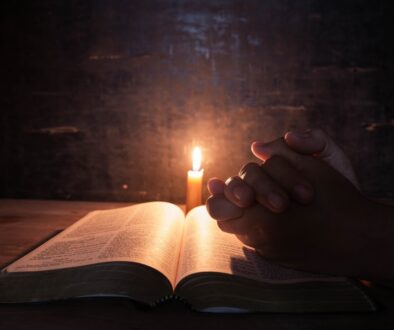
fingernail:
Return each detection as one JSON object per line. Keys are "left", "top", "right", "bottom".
{"left": 293, "top": 185, "right": 314, "bottom": 202}
{"left": 233, "top": 186, "right": 244, "bottom": 201}
{"left": 268, "top": 193, "right": 285, "bottom": 210}
{"left": 251, "top": 141, "right": 269, "bottom": 154}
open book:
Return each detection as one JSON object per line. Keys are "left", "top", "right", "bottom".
{"left": 0, "top": 202, "right": 375, "bottom": 312}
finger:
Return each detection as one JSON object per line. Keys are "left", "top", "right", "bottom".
{"left": 239, "top": 162, "right": 289, "bottom": 213}
{"left": 206, "top": 194, "right": 244, "bottom": 221}
{"left": 284, "top": 129, "right": 325, "bottom": 155}
{"left": 263, "top": 156, "right": 314, "bottom": 204}
{"left": 251, "top": 138, "right": 305, "bottom": 170}
{"left": 284, "top": 128, "right": 359, "bottom": 188}
{"left": 207, "top": 177, "right": 226, "bottom": 195}
{"left": 216, "top": 204, "right": 261, "bottom": 235}
{"left": 223, "top": 176, "right": 255, "bottom": 208}
{"left": 216, "top": 202, "right": 276, "bottom": 238}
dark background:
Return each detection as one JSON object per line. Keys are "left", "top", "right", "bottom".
{"left": 1, "top": 0, "right": 393, "bottom": 203}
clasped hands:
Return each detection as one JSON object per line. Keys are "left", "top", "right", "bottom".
{"left": 206, "top": 129, "right": 389, "bottom": 279}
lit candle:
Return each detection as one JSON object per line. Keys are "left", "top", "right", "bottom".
{"left": 186, "top": 146, "right": 204, "bottom": 212}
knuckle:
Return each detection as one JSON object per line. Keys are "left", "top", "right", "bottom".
{"left": 254, "top": 181, "right": 269, "bottom": 195}
{"left": 241, "top": 169, "right": 281, "bottom": 197}
{"left": 225, "top": 175, "right": 240, "bottom": 186}
{"left": 263, "top": 155, "right": 285, "bottom": 169}
{"left": 239, "top": 162, "right": 260, "bottom": 177}
{"left": 242, "top": 172, "right": 266, "bottom": 192}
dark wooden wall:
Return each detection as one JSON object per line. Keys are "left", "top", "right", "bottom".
{"left": 1, "top": 0, "right": 393, "bottom": 203}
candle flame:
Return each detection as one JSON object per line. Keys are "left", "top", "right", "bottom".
{"left": 192, "top": 146, "right": 202, "bottom": 171}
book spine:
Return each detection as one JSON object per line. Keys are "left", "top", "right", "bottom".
{"left": 153, "top": 294, "right": 190, "bottom": 307}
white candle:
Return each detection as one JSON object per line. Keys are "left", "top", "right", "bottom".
{"left": 186, "top": 147, "right": 204, "bottom": 212}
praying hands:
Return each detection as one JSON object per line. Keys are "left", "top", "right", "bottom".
{"left": 206, "top": 129, "right": 394, "bottom": 280}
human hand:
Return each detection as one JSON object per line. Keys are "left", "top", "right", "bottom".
{"left": 254, "top": 128, "right": 359, "bottom": 188}
{"left": 207, "top": 145, "right": 379, "bottom": 278}
{"left": 207, "top": 128, "right": 359, "bottom": 218}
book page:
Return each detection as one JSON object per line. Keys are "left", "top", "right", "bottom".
{"left": 6, "top": 202, "right": 185, "bottom": 285}
{"left": 176, "top": 206, "right": 344, "bottom": 284}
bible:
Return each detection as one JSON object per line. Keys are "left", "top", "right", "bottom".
{"left": 0, "top": 202, "right": 375, "bottom": 312}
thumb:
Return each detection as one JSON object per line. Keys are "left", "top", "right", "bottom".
{"left": 283, "top": 129, "right": 325, "bottom": 155}
{"left": 251, "top": 137, "right": 307, "bottom": 170}
{"left": 284, "top": 129, "right": 359, "bottom": 188}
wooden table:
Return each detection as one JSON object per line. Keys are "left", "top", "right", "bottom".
{"left": 1, "top": 199, "right": 394, "bottom": 330}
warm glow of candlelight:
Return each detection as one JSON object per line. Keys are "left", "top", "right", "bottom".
{"left": 192, "top": 146, "right": 202, "bottom": 171}
{"left": 186, "top": 146, "right": 204, "bottom": 212}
